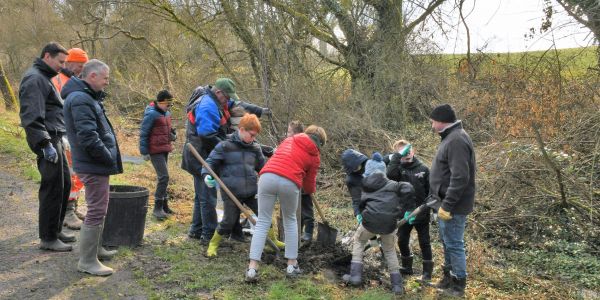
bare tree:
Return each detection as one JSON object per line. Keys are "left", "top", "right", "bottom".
{"left": 555, "top": 0, "right": 600, "bottom": 66}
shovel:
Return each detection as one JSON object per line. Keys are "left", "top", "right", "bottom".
{"left": 186, "top": 143, "right": 280, "bottom": 256}
{"left": 311, "top": 195, "right": 338, "bottom": 247}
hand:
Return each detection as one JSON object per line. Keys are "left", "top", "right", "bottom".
{"left": 204, "top": 175, "right": 216, "bottom": 188}
{"left": 438, "top": 207, "right": 452, "bottom": 221}
{"left": 170, "top": 128, "right": 177, "bottom": 141}
{"left": 142, "top": 154, "right": 151, "bottom": 161}
{"left": 356, "top": 214, "right": 363, "bottom": 225}
{"left": 42, "top": 143, "right": 58, "bottom": 163}
{"left": 261, "top": 107, "right": 272, "bottom": 116}
{"left": 403, "top": 211, "right": 416, "bottom": 225}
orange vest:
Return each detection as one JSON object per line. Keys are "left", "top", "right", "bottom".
{"left": 51, "top": 73, "right": 71, "bottom": 93}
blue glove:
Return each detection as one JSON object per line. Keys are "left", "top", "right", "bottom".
{"left": 204, "top": 175, "right": 216, "bottom": 188}
{"left": 403, "top": 211, "right": 416, "bottom": 225}
{"left": 42, "top": 143, "right": 58, "bottom": 163}
{"left": 356, "top": 214, "right": 363, "bottom": 225}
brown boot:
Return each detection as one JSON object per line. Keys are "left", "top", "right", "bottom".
{"left": 63, "top": 201, "right": 83, "bottom": 230}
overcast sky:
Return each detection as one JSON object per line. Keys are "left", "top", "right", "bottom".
{"left": 435, "top": 0, "right": 594, "bottom": 53}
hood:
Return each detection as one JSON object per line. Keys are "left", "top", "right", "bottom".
{"left": 400, "top": 157, "right": 424, "bottom": 170}
{"left": 229, "top": 131, "right": 258, "bottom": 149}
{"left": 292, "top": 133, "right": 319, "bottom": 156}
{"left": 61, "top": 76, "right": 105, "bottom": 101}
{"left": 33, "top": 58, "right": 58, "bottom": 78}
{"left": 341, "top": 149, "right": 368, "bottom": 174}
{"left": 361, "top": 172, "right": 388, "bottom": 192}
{"left": 146, "top": 101, "right": 166, "bottom": 114}
{"left": 439, "top": 120, "right": 462, "bottom": 140}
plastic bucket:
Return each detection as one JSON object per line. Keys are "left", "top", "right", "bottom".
{"left": 102, "top": 185, "right": 149, "bottom": 247}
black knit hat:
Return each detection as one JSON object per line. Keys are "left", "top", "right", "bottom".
{"left": 156, "top": 90, "right": 173, "bottom": 102}
{"left": 430, "top": 104, "right": 457, "bottom": 123}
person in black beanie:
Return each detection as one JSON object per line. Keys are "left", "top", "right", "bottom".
{"left": 428, "top": 103, "right": 476, "bottom": 297}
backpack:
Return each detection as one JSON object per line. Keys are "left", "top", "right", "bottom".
{"left": 185, "top": 85, "right": 209, "bottom": 125}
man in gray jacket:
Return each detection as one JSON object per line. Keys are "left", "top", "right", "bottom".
{"left": 19, "top": 42, "right": 74, "bottom": 252}
{"left": 429, "top": 104, "right": 476, "bottom": 297}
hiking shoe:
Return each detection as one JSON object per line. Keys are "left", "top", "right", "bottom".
{"left": 245, "top": 268, "right": 258, "bottom": 283}
{"left": 230, "top": 234, "right": 248, "bottom": 243}
{"left": 286, "top": 265, "right": 302, "bottom": 278}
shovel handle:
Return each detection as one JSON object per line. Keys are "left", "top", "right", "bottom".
{"left": 186, "top": 143, "right": 279, "bottom": 252}
{"left": 397, "top": 204, "right": 425, "bottom": 227}
{"left": 310, "top": 194, "right": 328, "bottom": 224}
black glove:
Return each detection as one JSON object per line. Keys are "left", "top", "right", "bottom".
{"left": 42, "top": 143, "right": 58, "bottom": 163}
{"left": 170, "top": 128, "right": 177, "bottom": 141}
{"left": 260, "top": 144, "right": 274, "bottom": 157}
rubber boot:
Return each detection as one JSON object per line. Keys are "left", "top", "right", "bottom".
{"left": 152, "top": 198, "right": 168, "bottom": 220}
{"left": 163, "top": 196, "right": 175, "bottom": 214}
{"left": 400, "top": 255, "right": 413, "bottom": 275}
{"left": 267, "top": 226, "right": 285, "bottom": 249}
{"left": 97, "top": 223, "right": 117, "bottom": 261}
{"left": 422, "top": 260, "right": 434, "bottom": 282}
{"left": 78, "top": 224, "right": 113, "bottom": 276}
{"left": 206, "top": 232, "right": 222, "bottom": 257}
{"left": 40, "top": 239, "right": 72, "bottom": 252}
{"left": 58, "top": 231, "right": 76, "bottom": 243}
{"left": 440, "top": 275, "right": 466, "bottom": 297}
{"left": 63, "top": 201, "right": 83, "bottom": 230}
{"left": 390, "top": 272, "right": 404, "bottom": 295}
{"left": 342, "top": 261, "right": 363, "bottom": 286}
{"left": 434, "top": 265, "right": 452, "bottom": 289}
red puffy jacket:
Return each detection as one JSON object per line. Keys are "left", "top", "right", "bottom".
{"left": 259, "top": 133, "right": 320, "bottom": 194}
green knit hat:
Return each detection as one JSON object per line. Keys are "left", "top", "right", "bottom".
{"left": 214, "top": 78, "right": 239, "bottom": 100}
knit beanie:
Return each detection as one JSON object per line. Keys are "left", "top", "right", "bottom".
{"left": 363, "top": 152, "right": 386, "bottom": 177}
{"left": 66, "top": 48, "right": 89, "bottom": 63}
{"left": 430, "top": 104, "right": 457, "bottom": 123}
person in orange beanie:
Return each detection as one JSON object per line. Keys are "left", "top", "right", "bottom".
{"left": 52, "top": 47, "right": 89, "bottom": 230}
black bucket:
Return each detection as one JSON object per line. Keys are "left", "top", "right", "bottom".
{"left": 102, "top": 185, "right": 149, "bottom": 247}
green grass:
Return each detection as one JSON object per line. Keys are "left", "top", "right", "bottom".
{"left": 0, "top": 110, "right": 40, "bottom": 181}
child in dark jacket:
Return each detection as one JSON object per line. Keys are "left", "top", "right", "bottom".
{"left": 139, "top": 90, "right": 177, "bottom": 220}
{"left": 386, "top": 139, "right": 433, "bottom": 281}
{"left": 341, "top": 149, "right": 368, "bottom": 218}
{"left": 343, "top": 153, "right": 416, "bottom": 295}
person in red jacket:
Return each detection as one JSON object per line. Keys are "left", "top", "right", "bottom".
{"left": 139, "top": 90, "right": 177, "bottom": 220}
{"left": 244, "top": 125, "right": 327, "bottom": 282}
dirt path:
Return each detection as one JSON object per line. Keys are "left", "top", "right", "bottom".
{"left": 0, "top": 169, "right": 148, "bottom": 300}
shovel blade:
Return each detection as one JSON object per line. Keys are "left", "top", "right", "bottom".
{"left": 316, "top": 222, "right": 338, "bottom": 247}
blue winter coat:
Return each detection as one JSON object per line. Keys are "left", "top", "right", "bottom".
{"left": 62, "top": 77, "right": 123, "bottom": 175}
{"left": 139, "top": 102, "right": 173, "bottom": 155}
{"left": 201, "top": 131, "right": 266, "bottom": 198}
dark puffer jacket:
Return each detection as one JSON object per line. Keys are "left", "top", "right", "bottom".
{"left": 341, "top": 149, "right": 368, "bottom": 216}
{"left": 18, "top": 58, "right": 65, "bottom": 154}
{"left": 360, "top": 172, "right": 415, "bottom": 235}
{"left": 62, "top": 77, "right": 123, "bottom": 175}
{"left": 139, "top": 102, "right": 173, "bottom": 155}
{"left": 430, "top": 121, "right": 476, "bottom": 215}
{"left": 201, "top": 131, "right": 265, "bottom": 198}
{"left": 387, "top": 156, "right": 430, "bottom": 224}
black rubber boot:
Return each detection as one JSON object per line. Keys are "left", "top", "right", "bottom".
{"left": 163, "top": 197, "right": 174, "bottom": 214}
{"left": 390, "top": 272, "right": 404, "bottom": 295}
{"left": 153, "top": 198, "right": 168, "bottom": 220}
{"left": 440, "top": 275, "right": 466, "bottom": 297}
{"left": 342, "top": 261, "right": 363, "bottom": 286}
{"left": 399, "top": 255, "right": 413, "bottom": 275}
{"left": 422, "top": 260, "right": 434, "bottom": 282}
{"left": 434, "top": 265, "right": 452, "bottom": 289}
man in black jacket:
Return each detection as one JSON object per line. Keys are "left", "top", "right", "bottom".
{"left": 19, "top": 42, "right": 74, "bottom": 252}
{"left": 429, "top": 104, "right": 476, "bottom": 297}
{"left": 63, "top": 59, "right": 123, "bottom": 276}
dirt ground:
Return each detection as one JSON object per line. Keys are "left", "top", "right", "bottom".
{"left": 0, "top": 169, "right": 148, "bottom": 300}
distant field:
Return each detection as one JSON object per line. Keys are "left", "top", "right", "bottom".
{"left": 437, "top": 46, "right": 598, "bottom": 77}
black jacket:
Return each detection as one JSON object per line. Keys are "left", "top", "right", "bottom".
{"left": 201, "top": 131, "right": 265, "bottom": 198}
{"left": 62, "top": 77, "right": 123, "bottom": 175}
{"left": 341, "top": 149, "right": 368, "bottom": 216}
{"left": 360, "top": 172, "right": 416, "bottom": 235}
{"left": 387, "top": 156, "right": 430, "bottom": 224}
{"left": 429, "top": 121, "right": 476, "bottom": 215}
{"left": 18, "top": 58, "right": 65, "bottom": 154}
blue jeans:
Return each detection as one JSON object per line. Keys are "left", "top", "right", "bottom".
{"left": 189, "top": 174, "right": 217, "bottom": 239}
{"left": 438, "top": 214, "right": 467, "bottom": 278}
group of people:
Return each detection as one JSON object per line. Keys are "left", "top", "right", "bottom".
{"left": 19, "top": 41, "right": 475, "bottom": 297}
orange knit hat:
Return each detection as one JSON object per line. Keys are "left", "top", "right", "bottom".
{"left": 66, "top": 48, "right": 89, "bottom": 63}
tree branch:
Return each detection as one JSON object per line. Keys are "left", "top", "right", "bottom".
{"left": 403, "top": 0, "right": 446, "bottom": 35}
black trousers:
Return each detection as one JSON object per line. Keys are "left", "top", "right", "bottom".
{"left": 397, "top": 222, "right": 433, "bottom": 260}
{"left": 37, "top": 137, "right": 71, "bottom": 241}
{"left": 150, "top": 152, "right": 169, "bottom": 199}
{"left": 300, "top": 193, "right": 314, "bottom": 235}
{"left": 217, "top": 194, "right": 257, "bottom": 236}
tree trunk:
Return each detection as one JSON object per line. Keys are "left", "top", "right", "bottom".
{"left": 0, "top": 61, "right": 18, "bottom": 111}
